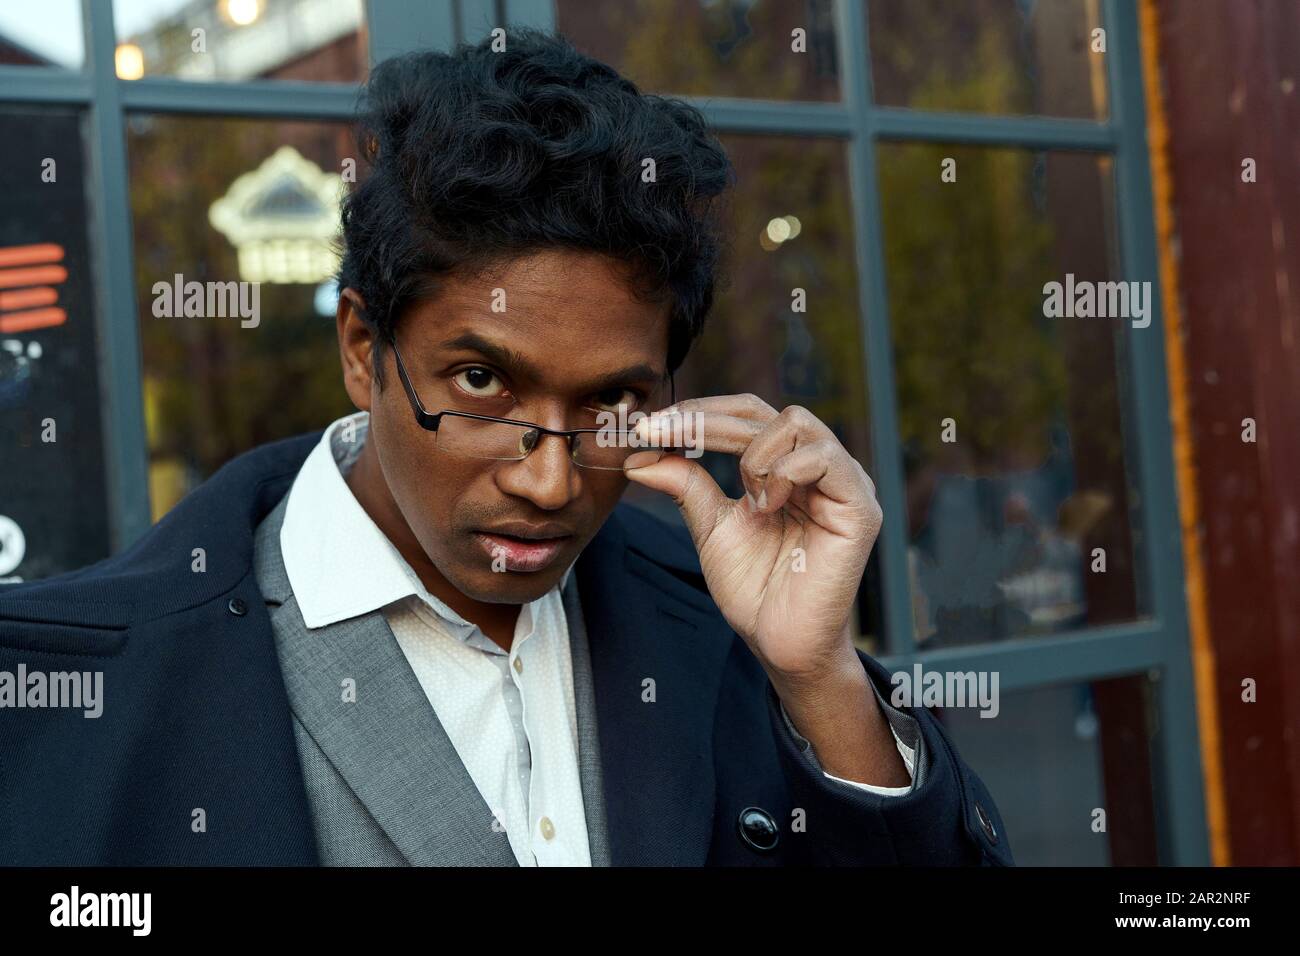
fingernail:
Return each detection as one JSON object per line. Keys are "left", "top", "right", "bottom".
{"left": 624, "top": 450, "right": 664, "bottom": 470}
{"left": 757, "top": 488, "right": 767, "bottom": 510}
{"left": 745, "top": 491, "right": 756, "bottom": 511}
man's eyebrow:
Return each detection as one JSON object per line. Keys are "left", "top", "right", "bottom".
{"left": 437, "top": 332, "right": 536, "bottom": 377}
{"left": 435, "top": 331, "right": 664, "bottom": 390}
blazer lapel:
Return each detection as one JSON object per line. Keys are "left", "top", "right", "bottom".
{"left": 561, "top": 571, "right": 613, "bottom": 866}
{"left": 576, "top": 508, "right": 737, "bottom": 866}
{"left": 256, "top": 498, "right": 517, "bottom": 867}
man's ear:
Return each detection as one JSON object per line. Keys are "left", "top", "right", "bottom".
{"left": 337, "top": 287, "right": 375, "bottom": 411}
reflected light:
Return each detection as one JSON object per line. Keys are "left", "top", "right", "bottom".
{"left": 209, "top": 146, "right": 344, "bottom": 284}
{"left": 765, "top": 217, "right": 792, "bottom": 243}
{"left": 314, "top": 279, "right": 339, "bottom": 317}
{"left": 115, "top": 43, "right": 144, "bottom": 81}
{"left": 224, "top": 0, "right": 263, "bottom": 26}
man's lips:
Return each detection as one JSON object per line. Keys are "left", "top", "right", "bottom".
{"left": 472, "top": 531, "right": 571, "bottom": 572}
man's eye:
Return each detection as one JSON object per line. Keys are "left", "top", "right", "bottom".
{"left": 453, "top": 367, "right": 506, "bottom": 398}
{"left": 589, "top": 388, "right": 638, "bottom": 412}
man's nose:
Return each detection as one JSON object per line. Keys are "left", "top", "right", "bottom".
{"left": 495, "top": 429, "right": 581, "bottom": 510}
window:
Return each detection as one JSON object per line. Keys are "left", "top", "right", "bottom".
{"left": 0, "top": 1, "right": 84, "bottom": 69}
{"left": 112, "top": 0, "right": 368, "bottom": 83}
{"left": 557, "top": 0, "right": 840, "bottom": 101}
{"left": 878, "top": 145, "right": 1144, "bottom": 645}
{"left": 126, "top": 114, "right": 359, "bottom": 518}
{"left": 0, "top": 108, "right": 110, "bottom": 579}
{"left": 939, "top": 673, "right": 1159, "bottom": 865}
{"left": 867, "top": 0, "right": 1108, "bottom": 118}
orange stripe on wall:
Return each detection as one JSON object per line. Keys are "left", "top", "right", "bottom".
{"left": 0, "top": 265, "right": 68, "bottom": 289}
{"left": 0, "top": 286, "right": 59, "bottom": 310}
{"left": 0, "top": 307, "right": 66, "bottom": 333}
{"left": 1139, "top": 0, "right": 1230, "bottom": 867}
{"left": 0, "top": 243, "right": 64, "bottom": 267}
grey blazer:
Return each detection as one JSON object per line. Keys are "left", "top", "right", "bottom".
{"left": 252, "top": 493, "right": 612, "bottom": 866}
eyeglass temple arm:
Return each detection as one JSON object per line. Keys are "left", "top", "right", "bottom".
{"left": 388, "top": 336, "right": 442, "bottom": 429}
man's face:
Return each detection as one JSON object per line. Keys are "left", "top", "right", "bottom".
{"left": 340, "top": 248, "right": 672, "bottom": 606}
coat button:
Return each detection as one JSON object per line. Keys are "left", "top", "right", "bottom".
{"left": 736, "top": 806, "right": 779, "bottom": 853}
{"left": 227, "top": 597, "right": 248, "bottom": 616}
{"left": 975, "top": 801, "right": 998, "bottom": 843}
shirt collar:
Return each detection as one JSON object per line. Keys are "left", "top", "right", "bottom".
{"left": 280, "top": 410, "right": 574, "bottom": 631}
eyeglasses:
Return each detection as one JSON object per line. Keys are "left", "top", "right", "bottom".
{"left": 387, "top": 335, "right": 676, "bottom": 471}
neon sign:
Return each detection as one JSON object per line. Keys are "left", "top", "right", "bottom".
{"left": 0, "top": 243, "right": 67, "bottom": 333}
{"left": 208, "top": 146, "right": 343, "bottom": 285}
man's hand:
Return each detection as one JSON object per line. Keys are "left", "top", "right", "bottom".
{"left": 622, "top": 394, "right": 907, "bottom": 787}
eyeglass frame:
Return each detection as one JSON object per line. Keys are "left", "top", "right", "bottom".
{"left": 385, "top": 333, "right": 677, "bottom": 467}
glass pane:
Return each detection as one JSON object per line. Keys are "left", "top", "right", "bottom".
{"left": 643, "top": 135, "right": 882, "bottom": 650}
{"left": 557, "top": 0, "right": 840, "bottom": 101}
{"left": 866, "top": 0, "right": 1108, "bottom": 118}
{"left": 935, "top": 673, "right": 1160, "bottom": 865}
{"left": 0, "top": 109, "right": 111, "bottom": 581}
{"left": 878, "top": 145, "right": 1143, "bottom": 646}
{"left": 126, "top": 115, "right": 358, "bottom": 520}
{"left": 113, "top": 0, "right": 367, "bottom": 82}
{"left": 0, "top": 0, "right": 84, "bottom": 68}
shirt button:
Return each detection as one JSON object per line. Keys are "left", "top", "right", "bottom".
{"left": 539, "top": 816, "right": 555, "bottom": 840}
{"left": 513, "top": 656, "right": 524, "bottom": 674}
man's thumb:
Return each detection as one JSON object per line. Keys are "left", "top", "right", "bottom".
{"left": 623, "top": 451, "right": 730, "bottom": 538}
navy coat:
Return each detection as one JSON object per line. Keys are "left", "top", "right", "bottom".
{"left": 0, "top": 432, "right": 1013, "bottom": 866}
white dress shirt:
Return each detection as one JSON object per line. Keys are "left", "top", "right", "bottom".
{"left": 279, "top": 411, "right": 916, "bottom": 866}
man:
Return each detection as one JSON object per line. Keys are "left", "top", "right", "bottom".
{"left": 0, "top": 30, "right": 1011, "bottom": 866}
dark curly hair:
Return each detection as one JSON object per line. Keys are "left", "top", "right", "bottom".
{"left": 337, "top": 27, "right": 734, "bottom": 386}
